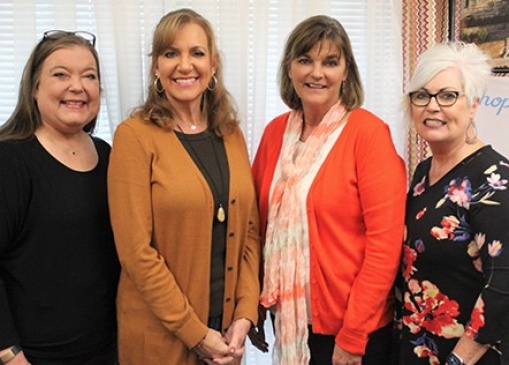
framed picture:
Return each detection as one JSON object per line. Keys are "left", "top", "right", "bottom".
{"left": 452, "top": 0, "right": 509, "bottom": 74}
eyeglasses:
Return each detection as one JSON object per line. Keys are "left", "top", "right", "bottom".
{"left": 42, "top": 30, "right": 96, "bottom": 47}
{"left": 409, "top": 90, "right": 464, "bottom": 107}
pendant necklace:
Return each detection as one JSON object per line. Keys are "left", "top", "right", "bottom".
{"left": 184, "top": 120, "right": 201, "bottom": 131}
{"left": 176, "top": 125, "right": 227, "bottom": 223}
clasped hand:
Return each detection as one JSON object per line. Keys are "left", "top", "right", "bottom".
{"left": 194, "top": 318, "right": 252, "bottom": 365}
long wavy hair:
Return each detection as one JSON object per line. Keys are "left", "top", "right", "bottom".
{"left": 133, "top": 8, "right": 238, "bottom": 136}
{"left": 279, "top": 15, "right": 364, "bottom": 112}
{"left": 0, "top": 33, "right": 100, "bottom": 142}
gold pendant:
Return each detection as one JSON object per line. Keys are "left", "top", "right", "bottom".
{"left": 217, "top": 205, "right": 226, "bottom": 222}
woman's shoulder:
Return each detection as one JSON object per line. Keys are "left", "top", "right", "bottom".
{"left": 224, "top": 124, "right": 245, "bottom": 140}
{"left": 0, "top": 139, "right": 18, "bottom": 153}
{"left": 263, "top": 111, "right": 291, "bottom": 134}
{"left": 343, "top": 108, "right": 395, "bottom": 146}
{"left": 91, "top": 135, "right": 111, "bottom": 149}
{"left": 415, "top": 157, "right": 432, "bottom": 171}
{"left": 348, "top": 107, "right": 387, "bottom": 129}
{"left": 0, "top": 139, "right": 38, "bottom": 177}
{"left": 0, "top": 137, "right": 33, "bottom": 148}
{"left": 463, "top": 145, "right": 509, "bottom": 183}
{"left": 413, "top": 158, "right": 432, "bottom": 179}
{"left": 113, "top": 115, "right": 168, "bottom": 142}
{"left": 479, "top": 145, "right": 509, "bottom": 165}
{"left": 117, "top": 115, "right": 157, "bottom": 131}
{"left": 90, "top": 136, "right": 112, "bottom": 165}
{"left": 0, "top": 138, "right": 35, "bottom": 160}
{"left": 0, "top": 140, "right": 19, "bottom": 169}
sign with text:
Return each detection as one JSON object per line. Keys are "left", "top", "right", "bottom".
{"left": 477, "top": 76, "right": 509, "bottom": 157}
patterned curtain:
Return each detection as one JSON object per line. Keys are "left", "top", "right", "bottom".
{"left": 402, "top": 0, "right": 462, "bottom": 179}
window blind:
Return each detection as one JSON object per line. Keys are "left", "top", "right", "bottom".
{"left": 0, "top": 0, "right": 403, "bottom": 153}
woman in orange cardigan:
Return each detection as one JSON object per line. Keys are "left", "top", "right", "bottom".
{"left": 251, "top": 15, "right": 406, "bottom": 365}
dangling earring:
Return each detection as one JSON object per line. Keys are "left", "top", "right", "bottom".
{"left": 465, "top": 119, "right": 478, "bottom": 145}
{"left": 153, "top": 75, "right": 164, "bottom": 94}
{"left": 340, "top": 79, "right": 347, "bottom": 96}
{"left": 207, "top": 74, "right": 218, "bottom": 91}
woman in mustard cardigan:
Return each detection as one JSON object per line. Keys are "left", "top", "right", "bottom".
{"left": 108, "top": 9, "right": 260, "bottom": 365}
{"left": 251, "top": 15, "right": 406, "bottom": 365}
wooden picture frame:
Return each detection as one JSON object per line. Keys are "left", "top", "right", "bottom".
{"left": 450, "top": 0, "right": 509, "bottom": 74}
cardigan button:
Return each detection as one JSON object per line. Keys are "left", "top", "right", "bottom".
{"left": 227, "top": 266, "right": 233, "bottom": 271}
{"left": 230, "top": 198, "right": 236, "bottom": 204}
{"left": 229, "top": 232, "right": 235, "bottom": 238}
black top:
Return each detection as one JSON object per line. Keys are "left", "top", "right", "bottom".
{"left": 0, "top": 137, "right": 120, "bottom": 362}
{"left": 398, "top": 146, "right": 509, "bottom": 364}
{"left": 176, "top": 130, "right": 229, "bottom": 318}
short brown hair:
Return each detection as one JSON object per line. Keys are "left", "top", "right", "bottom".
{"left": 279, "top": 15, "right": 364, "bottom": 111}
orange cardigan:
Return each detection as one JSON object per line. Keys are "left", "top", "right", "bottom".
{"left": 252, "top": 108, "right": 406, "bottom": 355}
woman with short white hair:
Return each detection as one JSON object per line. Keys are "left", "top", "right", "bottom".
{"left": 398, "top": 42, "right": 509, "bottom": 365}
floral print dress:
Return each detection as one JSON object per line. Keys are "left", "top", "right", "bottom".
{"left": 399, "top": 146, "right": 509, "bottom": 365}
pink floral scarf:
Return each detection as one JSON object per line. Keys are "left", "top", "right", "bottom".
{"left": 260, "top": 101, "right": 348, "bottom": 365}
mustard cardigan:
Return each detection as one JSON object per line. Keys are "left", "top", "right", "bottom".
{"left": 108, "top": 117, "right": 260, "bottom": 365}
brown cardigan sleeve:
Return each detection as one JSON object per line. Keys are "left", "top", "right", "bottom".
{"left": 108, "top": 119, "right": 208, "bottom": 349}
